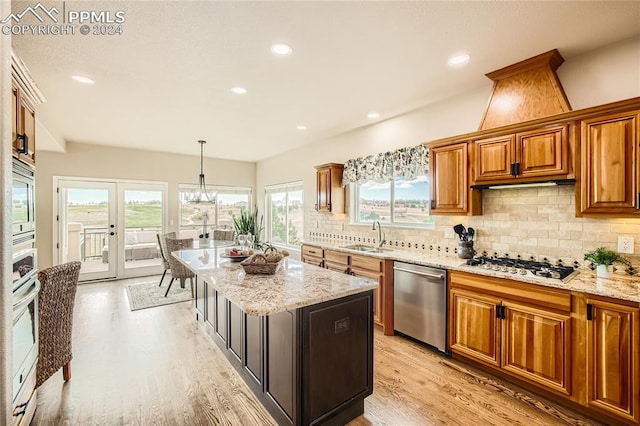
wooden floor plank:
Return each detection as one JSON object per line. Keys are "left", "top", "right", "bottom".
{"left": 33, "top": 276, "right": 601, "bottom": 425}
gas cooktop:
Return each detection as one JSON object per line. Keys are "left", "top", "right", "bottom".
{"left": 465, "top": 255, "right": 578, "bottom": 281}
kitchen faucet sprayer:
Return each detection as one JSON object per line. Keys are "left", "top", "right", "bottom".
{"left": 372, "top": 221, "right": 386, "bottom": 248}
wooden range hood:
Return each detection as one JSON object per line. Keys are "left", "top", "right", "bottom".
{"left": 478, "top": 49, "right": 572, "bottom": 130}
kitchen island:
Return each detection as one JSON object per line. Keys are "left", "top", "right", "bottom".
{"left": 173, "top": 248, "right": 377, "bottom": 426}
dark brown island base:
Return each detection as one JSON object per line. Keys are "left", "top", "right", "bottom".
{"left": 173, "top": 248, "right": 378, "bottom": 426}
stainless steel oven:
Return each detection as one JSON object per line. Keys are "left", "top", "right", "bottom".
{"left": 12, "top": 158, "right": 36, "bottom": 245}
{"left": 12, "top": 248, "right": 37, "bottom": 293}
{"left": 12, "top": 277, "right": 40, "bottom": 417}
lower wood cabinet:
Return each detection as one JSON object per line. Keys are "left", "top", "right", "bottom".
{"left": 301, "top": 244, "right": 324, "bottom": 268}
{"left": 449, "top": 272, "right": 571, "bottom": 397}
{"left": 586, "top": 297, "right": 639, "bottom": 424}
{"left": 450, "top": 271, "right": 640, "bottom": 425}
{"left": 301, "top": 245, "right": 394, "bottom": 334}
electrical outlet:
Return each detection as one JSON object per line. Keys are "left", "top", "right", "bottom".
{"left": 617, "top": 236, "right": 634, "bottom": 254}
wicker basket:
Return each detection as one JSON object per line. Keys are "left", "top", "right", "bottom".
{"left": 240, "top": 247, "right": 288, "bottom": 275}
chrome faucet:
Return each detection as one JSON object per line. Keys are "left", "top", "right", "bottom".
{"left": 372, "top": 221, "right": 386, "bottom": 248}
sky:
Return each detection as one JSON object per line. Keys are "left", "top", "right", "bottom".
{"left": 359, "top": 176, "right": 429, "bottom": 201}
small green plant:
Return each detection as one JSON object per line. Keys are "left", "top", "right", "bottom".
{"left": 232, "top": 206, "right": 264, "bottom": 248}
{"left": 583, "top": 247, "right": 631, "bottom": 267}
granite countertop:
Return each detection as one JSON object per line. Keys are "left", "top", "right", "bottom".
{"left": 305, "top": 241, "right": 640, "bottom": 304}
{"left": 172, "top": 248, "right": 378, "bottom": 316}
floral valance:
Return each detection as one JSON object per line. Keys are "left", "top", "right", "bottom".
{"left": 342, "top": 144, "right": 429, "bottom": 186}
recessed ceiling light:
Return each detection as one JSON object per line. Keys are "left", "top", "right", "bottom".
{"left": 296, "top": 125, "right": 307, "bottom": 130}
{"left": 271, "top": 43, "right": 293, "bottom": 56}
{"left": 231, "top": 86, "right": 247, "bottom": 94}
{"left": 448, "top": 53, "right": 470, "bottom": 66}
{"left": 71, "top": 75, "right": 95, "bottom": 84}
{"left": 367, "top": 112, "right": 380, "bottom": 119}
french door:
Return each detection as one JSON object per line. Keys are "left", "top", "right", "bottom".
{"left": 55, "top": 178, "right": 167, "bottom": 282}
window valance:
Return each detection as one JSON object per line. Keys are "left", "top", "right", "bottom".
{"left": 342, "top": 144, "right": 429, "bottom": 186}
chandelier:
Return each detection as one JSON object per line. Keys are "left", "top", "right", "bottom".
{"left": 186, "top": 140, "right": 216, "bottom": 204}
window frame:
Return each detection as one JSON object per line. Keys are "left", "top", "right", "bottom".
{"left": 350, "top": 175, "right": 434, "bottom": 229}
{"left": 264, "top": 181, "right": 304, "bottom": 249}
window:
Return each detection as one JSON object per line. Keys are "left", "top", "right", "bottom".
{"left": 178, "top": 184, "right": 252, "bottom": 236}
{"left": 352, "top": 175, "right": 433, "bottom": 226}
{"left": 265, "top": 181, "right": 304, "bottom": 248}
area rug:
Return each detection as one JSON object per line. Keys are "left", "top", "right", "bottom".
{"left": 126, "top": 280, "right": 193, "bottom": 311}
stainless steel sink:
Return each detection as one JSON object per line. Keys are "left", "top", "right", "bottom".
{"left": 341, "top": 244, "right": 390, "bottom": 253}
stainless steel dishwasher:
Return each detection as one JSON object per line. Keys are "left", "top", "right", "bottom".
{"left": 393, "top": 261, "right": 448, "bottom": 353}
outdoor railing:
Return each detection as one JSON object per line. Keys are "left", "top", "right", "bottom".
{"left": 80, "top": 226, "right": 162, "bottom": 261}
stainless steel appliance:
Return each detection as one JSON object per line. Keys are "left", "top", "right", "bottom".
{"left": 12, "top": 276, "right": 40, "bottom": 420}
{"left": 12, "top": 157, "right": 38, "bottom": 425}
{"left": 393, "top": 262, "right": 447, "bottom": 353}
{"left": 12, "top": 157, "right": 36, "bottom": 245}
{"left": 465, "top": 254, "right": 579, "bottom": 281}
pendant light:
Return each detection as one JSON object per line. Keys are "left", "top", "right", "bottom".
{"left": 186, "top": 140, "right": 216, "bottom": 204}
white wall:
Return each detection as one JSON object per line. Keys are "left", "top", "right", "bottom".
{"left": 36, "top": 142, "right": 256, "bottom": 268}
{"left": 256, "top": 36, "right": 640, "bottom": 262}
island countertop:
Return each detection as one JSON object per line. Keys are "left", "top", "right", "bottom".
{"left": 172, "top": 248, "right": 378, "bottom": 316}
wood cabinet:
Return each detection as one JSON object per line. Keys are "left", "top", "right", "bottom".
{"left": 349, "top": 254, "right": 392, "bottom": 329}
{"left": 449, "top": 271, "right": 571, "bottom": 397}
{"left": 473, "top": 124, "right": 569, "bottom": 184}
{"left": 314, "top": 163, "right": 345, "bottom": 214}
{"left": 586, "top": 297, "right": 639, "bottom": 424}
{"left": 578, "top": 110, "right": 640, "bottom": 216}
{"left": 430, "top": 142, "right": 482, "bottom": 215}
{"left": 11, "top": 78, "right": 37, "bottom": 166}
{"left": 301, "top": 244, "right": 323, "bottom": 268}
{"left": 323, "top": 249, "right": 349, "bottom": 273}
{"left": 301, "top": 245, "right": 394, "bottom": 334}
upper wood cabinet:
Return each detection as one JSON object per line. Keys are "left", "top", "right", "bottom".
{"left": 430, "top": 143, "right": 482, "bottom": 215}
{"left": 11, "top": 79, "right": 37, "bottom": 166}
{"left": 473, "top": 124, "right": 569, "bottom": 184}
{"left": 586, "top": 297, "right": 639, "bottom": 425}
{"left": 578, "top": 110, "right": 640, "bottom": 217}
{"left": 314, "top": 163, "right": 345, "bottom": 214}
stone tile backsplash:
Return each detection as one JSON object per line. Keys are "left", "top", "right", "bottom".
{"left": 307, "top": 185, "right": 640, "bottom": 268}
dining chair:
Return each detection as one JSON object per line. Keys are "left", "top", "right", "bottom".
{"left": 213, "top": 229, "right": 235, "bottom": 241}
{"left": 156, "top": 231, "right": 176, "bottom": 287}
{"left": 36, "top": 261, "right": 81, "bottom": 388}
{"left": 164, "top": 237, "right": 195, "bottom": 298}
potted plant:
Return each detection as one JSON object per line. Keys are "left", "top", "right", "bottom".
{"left": 583, "top": 247, "right": 631, "bottom": 278}
{"left": 232, "top": 206, "right": 264, "bottom": 249}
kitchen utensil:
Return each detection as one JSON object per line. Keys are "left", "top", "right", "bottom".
{"left": 453, "top": 224, "right": 466, "bottom": 241}
{"left": 467, "top": 227, "right": 475, "bottom": 241}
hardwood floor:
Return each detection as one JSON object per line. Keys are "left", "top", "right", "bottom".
{"left": 33, "top": 276, "right": 601, "bottom": 425}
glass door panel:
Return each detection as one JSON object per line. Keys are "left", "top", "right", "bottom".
{"left": 121, "top": 186, "right": 164, "bottom": 276}
{"left": 58, "top": 181, "right": 117, "bottom": 281}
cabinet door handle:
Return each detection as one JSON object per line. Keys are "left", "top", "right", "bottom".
{"left": 509, "top": 163, "right": 516, "bottom": 176}
{"left": 637, "top": 193, "right": 640, "bottom": 210}
{"left": 586, "top": 303, "right": 593, "bottom": 321}
{"left": 496, "top": 304, "right": 502, "bottom": 319}
{"left": 515, "top": 162, "right": 521, "bottom": 176}
{"left": 314, "top": 203, "right": 318, "bottom": 211}
{"left": 430, "top": 200, "right": 436, "bottom": 210}
{"left": 327, "top": 203, "right": 331, "bottom": 210}
{"left": 308, "top": 250, "right": 316, "bottom": 254}
{"left": 17, "top": 134, "right": 28, "bottom": 154}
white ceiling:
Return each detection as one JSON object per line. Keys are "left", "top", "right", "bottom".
{"left": 11, "top": 1, "right": 640, "bottom": 162}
